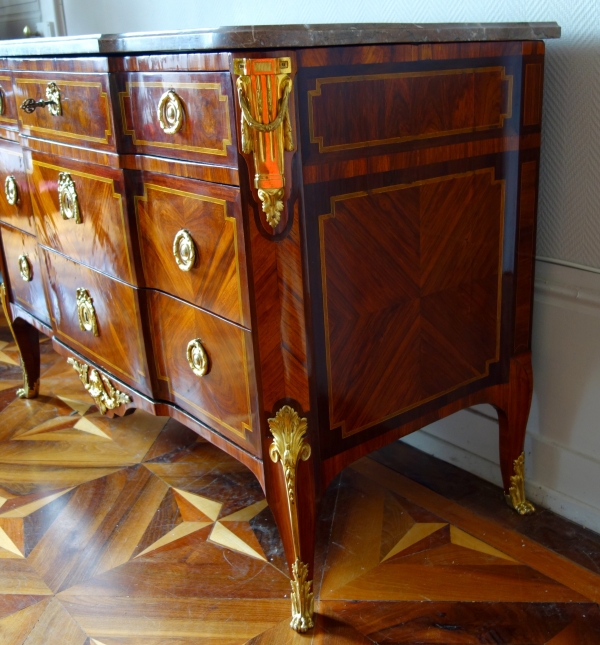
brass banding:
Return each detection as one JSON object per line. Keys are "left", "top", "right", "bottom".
{"left": 58, "top": 172, "right": 81, "bottom": 224}
{"left": 186, "top": 338, "right": 208, "bottom": 377}
{"left": 157, "top": 89, "right": 183, "bottom": 135}
{"left": 18, "top": 254, "right": 31, "bottom": 282}
{"left": 4, "top": 175, "right": 18, "bottom": 205}
{"left": 172, "top": 229, "right": 196, "bottom": 272}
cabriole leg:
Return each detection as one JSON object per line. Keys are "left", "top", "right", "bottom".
{"left": 0, "top": 283, "right": 40, "bottom": 399}
{"left": 266, "top": 405, "right": 316, "bottom": 632}
{"left": 495, "top": 353, "right": 535, "bottom": 515}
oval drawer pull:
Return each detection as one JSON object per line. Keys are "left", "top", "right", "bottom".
{"left": 186, "top": 338, "right": 208, "bottom": 377}
{"left": 76, "top": 288, "right": 99, "bottom": 336}
{"left": 18, "top": 254, "right": 31, "bottom": 282}
{"left": 157, "top": 89, "right": 183, "bottom": 135}
{"left": 4, "top": 176, "right": 18, "bottom": 206}
{"left": 20, "top": 81, "right": 62, "bottom": 116}
{"left": 172, "top": 229, "right": 196, "bottom": 271}
{"left": 58, "top": 172, "right": 82, "bottom": 224}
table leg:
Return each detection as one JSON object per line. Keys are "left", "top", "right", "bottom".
{"left": 0, "top": 283, "right": 40, "bottom": 399}
{"left": 494, "top": 353, "right": 535, "bottom": 515}
{"left": 266, "top": 405, "right": 317, "bottom": 632}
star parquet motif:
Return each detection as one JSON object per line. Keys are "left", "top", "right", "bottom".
{"left": 0, "top": 314, "right": 599, "bottom": 643}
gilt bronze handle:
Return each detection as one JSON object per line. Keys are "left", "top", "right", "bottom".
{"left": 157, "top": 89, "right": 183, "bottom": 135}
{"left": 4, "top": 175, "right": 18, "bottom": 205}
{"left": 20, "top": 82, "right": 62, "bottom": 116}
{"left": 58, "top": 172, "right": 81, "bottom": 224}
{"left": 76, "top": 288, "right": 99, "bottom": 336}
{"left": 173, "top": 229, "right": 196, "bottom": 272}
{"left": 186, "top": 339, "right": 208, "bottom": 377}
{"left": 18, "top": 254, "right": 31, "bottom": 282}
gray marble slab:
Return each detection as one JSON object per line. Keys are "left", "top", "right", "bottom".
{"left": 0, "top": 22, "right": 560, "bottom": 58}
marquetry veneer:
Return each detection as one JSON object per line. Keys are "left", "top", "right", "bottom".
{"left": 0, "top": 23, "right": 560, "bottom": 633}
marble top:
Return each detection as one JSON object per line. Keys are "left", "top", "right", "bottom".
{"left": 0, "top": 22, "right": 561, "bottom": 57}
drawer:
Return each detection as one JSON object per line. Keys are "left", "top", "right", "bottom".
{"left": 13, "top": 70, "right": 117, "bottom": 151}
{"left": 132, "top": 171, "right": 250, "bottom": 327}
{"left": 0, "top": 70, "right": 18, "bottom": 137}
{"left": 148, "top": 290, "right": 258, "bottom": 453}
{"left": 0, "top": 140, "right": 35, "bottom": 235}
{"left": 1, "top": 224, "right": 49, "bottom": 325}
{"left": 42, "top": 248, "right": 152, "bottom": 395}
{"left": 27, "top": 151, "right": 138, "bottom": 285}
{"left": 117, "top": 72, "right": 237, "bottom": 167}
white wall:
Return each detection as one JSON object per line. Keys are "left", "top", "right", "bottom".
{"left": 60, "top": 1, "right": 600, "bottom": 530}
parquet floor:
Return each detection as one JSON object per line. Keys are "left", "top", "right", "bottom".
{"left": 0, "top": 317, "right": 599, "bottom": 643}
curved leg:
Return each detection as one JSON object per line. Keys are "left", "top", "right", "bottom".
{"left": 0, "top": 283, "right": 40, "bottom": 399}
{"left": 266, "top": 405, "right": 316, "bottom": 632}
{"left": 493, "top": 353, "right": 535, "bottom": 515}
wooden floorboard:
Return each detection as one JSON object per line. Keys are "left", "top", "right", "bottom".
{"left": 0, "top": 311, "right": 598, "bottom": 643}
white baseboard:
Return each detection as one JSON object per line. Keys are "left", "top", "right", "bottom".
{"left": 403, "top": 420, "right": 600, "bottom": 534}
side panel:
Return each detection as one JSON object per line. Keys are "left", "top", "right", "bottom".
{"left": 297, "top": 42, "right": 538, "bottom": 459}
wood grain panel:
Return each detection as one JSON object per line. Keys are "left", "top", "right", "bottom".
{"left": 41, "top": 248, "right": 152, "bottom": 395}
{"left": 0, "top": 72, "right": 18, "bottom": 134}
{"left": 523, "top": 63, "right": 543, "bottom": 126}
{"left": 514, "top": 160, "right": 538, "bottom": 354}
{"left": 0, "top": 140, "right": 35, "bottom": 235}
{"left": 13, "top": 71, "right": 116, "bottom": 151}
{"left": 120, "top": 153, "right": 239, "bottom": 185}
{"left": 247, "top": 199, "right": 311, "bottom": 414}
{"left": 0, "top": 224, "right": 49, "bottom": 325}
{"left": 132, "top": 171, "right": 250, "bottom": 327}
{"left": 22, "top": 136, "right": 120, "bottom": 168}
{"left": 8, "top": 57, "right": 109, "bottom": 74}
{"left": 117, "top": 71, "right": 237, "bottom": 166}
{"left": 309, "top": 67, "right": 512, "bottom": 153}
{"left": 148, "top": 289, "right": 257, "bottom": 451}
{"left": 112, "top": 52, "right": 230, "bottom": 72}
{"left": 27, "top": 151, "right": 138, "bottom": 285}
{"left": 297, "top": 41, "right": 524, "bottom": 67}
{"left": 320, "top": 168, "right": 504, "bottom": 437}
{"left": 302, "top": 133, "right": 540, "bottom": 184}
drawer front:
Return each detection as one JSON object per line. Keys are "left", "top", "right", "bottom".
{"left": 0, "top": 141, "right": 35, "bottom": 235}
{"left": 133, "top": 171, "right": 250, "bottom": 327}
{"left": 42, "top": 248, "right": 151, "bottom": 395}
{"left": 149, "top": 290, "right": 258, "bottom": 453}
{"left": 118, "top": 72, "right": 237, "bottom": 166}
{"left": 1, "top": 224, "right": 49, "bottom": 325}
{"left": 14, "top": 71, "right": 116, "bottom": 151}
{"left": 0, "top": 72, "right": 18, "bottom": 134}
{"left": 28, "top": 152, "right": 138, "bottom": 285}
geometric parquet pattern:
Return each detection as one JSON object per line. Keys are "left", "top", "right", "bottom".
{"left": 0, "top": 315, "right": 599, "bottom": 643}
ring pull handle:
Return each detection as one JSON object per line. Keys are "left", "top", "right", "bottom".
{"left": 157, "top": 89, "right": 183, "bottom": 135}
{"left": 5, "top": 176, "right": 18, "bottom": 206}
{"left": 18, "top": 254, "right": 31, "bottom": 282}
{"left": 186, "top": 339, "right": 208, "bottom": 377}
{"left": 58, "top": 172, "right": 82, "bottom": 224}
{"left": 76, "top": 288, "right": 99, "bottom": 336}
{"left": 172, "top": 229, "right": 196, "bottom": 271}
{"left": 20, "top": 82, "right": 62, "bottom": 116}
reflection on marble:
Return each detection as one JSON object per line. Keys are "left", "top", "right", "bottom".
{"left": 0, "top": 22, "right": 560, "bottom": 57}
